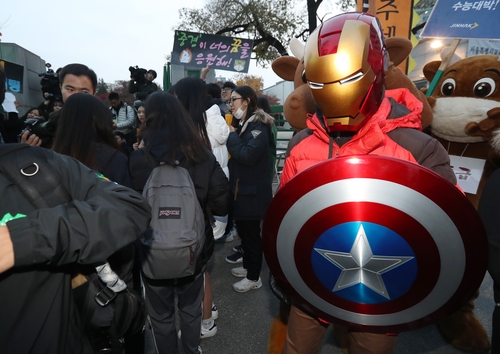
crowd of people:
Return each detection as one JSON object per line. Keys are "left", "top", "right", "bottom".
{"left": 0, "top": 60, "right": 278, "bottom": 354}
{"left": 1, "top": 10, "right": 498, "bottom": 354}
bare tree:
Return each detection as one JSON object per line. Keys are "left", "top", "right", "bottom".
{"left": 176, "top": 0, "right": 358, "bottom": 65}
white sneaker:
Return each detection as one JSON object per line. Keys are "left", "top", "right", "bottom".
{"left": 215, "top": 232, "right": 234, "bottom": 243}
{"left": 212, "top": 304, "right": 219, "bottom": 320}
{"left": 201, "top": 321, "right": 217, "bottom": 339}
{"left": 231, "top": 267, "right": 248, "bottom": 278}
{"left": 233, "top": 277, "right": 262, "bottom": 292}
{"left": 179, "top": 323, "right": 218, "bottom": 340}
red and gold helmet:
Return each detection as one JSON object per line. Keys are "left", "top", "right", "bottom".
{"left": 303, "top": 12, "right": 388, "bottom": 132}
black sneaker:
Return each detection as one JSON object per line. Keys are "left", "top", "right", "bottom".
{"left": 232, "top": 244, "right": 243, "bottom": 253}
{"left": 225, "top": 251, "right": 243, "bottom": 264}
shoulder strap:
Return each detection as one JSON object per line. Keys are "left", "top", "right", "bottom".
{"left": 0, "top": 144, "right": 71, "bottom": 208}
{"left": 0, "top": 142, "right": 29, "bottom": 157}
{"left": 0, "top": 145, "right": 129, "bottom": 297}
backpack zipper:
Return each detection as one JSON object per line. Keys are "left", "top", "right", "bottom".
{"left": 189, "top": 245, "right": 194, "bottom": 265}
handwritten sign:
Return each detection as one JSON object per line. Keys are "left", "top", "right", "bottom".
{"left": 0, "top": 60, "right": 24, "bottom": 94}
{"left": 171, "top": 30, "right": 253, "bottom": 73}
{"left": 449, "top": 155, "right": 486, "bottom": 194}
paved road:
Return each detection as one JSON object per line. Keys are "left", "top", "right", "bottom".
{"left": 144, "top": 237, "right": 494, "bottom": 354}
{"left": 143, "top": 177, "right": 495, "bottom": 354}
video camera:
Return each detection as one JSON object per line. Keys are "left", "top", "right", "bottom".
{"left": 39, "top": 63, "right": 62, "bottom": 101}
{"left": 19, "top": 117, "right": 57, "bottom": 145}
{"left": 129, "top": 65, "right": 148, "bottom": 83}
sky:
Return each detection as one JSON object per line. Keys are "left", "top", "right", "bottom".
{"left": 0, "top": 0, "right": 292, "bottom": 89}
{"left": 1, "top": 0, "right": 345, "bottom": 90}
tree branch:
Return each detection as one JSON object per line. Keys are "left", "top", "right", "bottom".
{"left": 215, "top": 23, "right": 252, "bottom": 35}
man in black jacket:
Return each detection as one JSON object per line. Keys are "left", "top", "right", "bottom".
{"left": 20, "top": 63, "right": 98, "bottom": 148}
{"left": 128, "top": 69, "right": 158, "bottom": 102}
{"left": 0, "top": 67, "right": 151, "bottom": 353}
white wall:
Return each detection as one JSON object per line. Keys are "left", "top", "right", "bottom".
{"left": 1, "top": 42, "right": 46, "bottom": 116}
{"left": 262, "top": 80, "right": 294, "bottom": 106}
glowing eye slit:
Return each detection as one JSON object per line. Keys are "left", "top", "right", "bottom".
{"left": 307, "top": 72, "right": 364, "bottom": 89}
{"left": 308, "top": 82, "right": 324, "bottom": 89}
{"left": 340, "top": 72, "right": 363, "bottom": 84}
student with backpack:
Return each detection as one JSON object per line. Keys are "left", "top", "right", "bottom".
{"left": 171, "top": 76, "right": 230, "bottom": 338}
{"left": 128, "top": 91, "right": 229, "bottom": 354}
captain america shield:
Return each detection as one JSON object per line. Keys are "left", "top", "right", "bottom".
{"left": 263, "top": 155, "right": 488, "bottom": 333}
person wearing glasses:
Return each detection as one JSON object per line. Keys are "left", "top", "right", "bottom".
{"left": 221, "top": 82, "right": 236, "bottom": 106}
{"left": 225, "top": 85, "right": 276, "bottom": 292}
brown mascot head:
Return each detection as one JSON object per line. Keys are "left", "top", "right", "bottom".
{"left": 423, "top": 54, "right": 500, "bottom": 143}
{"left": 271, "top": 38, "right": 315, "bottom": 132}
{"left": 271, "top": 36, "right": 433, "bottom": 131}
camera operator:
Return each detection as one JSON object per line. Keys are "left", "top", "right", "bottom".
{"left": 38, "top": 64, "right": 63, "bottom": 117}
{"left": 127, "top": 66, "right": 158, "bottom": 102}
{"left": 21, "top": 63, "right": 97, "bottom": 148}
{"left": 39, "top": 64, "right": 62, "bottom": 103}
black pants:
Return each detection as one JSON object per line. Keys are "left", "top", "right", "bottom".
{"left": 235, "top": 220, "right": 263, "bottom": 280}
{"left": 224, "top": 208, "right": 234, "bottom": 236}
{"left": 143, "top": 272, "right": 204, "bottom": 354}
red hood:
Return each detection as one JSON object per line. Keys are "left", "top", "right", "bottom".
{"left": 306, "top": 88, "right": 423, "bottom": 144}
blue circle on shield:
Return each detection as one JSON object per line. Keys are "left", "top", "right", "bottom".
{"left": 311, "top": 222, "right": 417, "bottom": 304}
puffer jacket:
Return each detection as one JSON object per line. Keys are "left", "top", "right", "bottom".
{"left": 281, "top": 88, "right": 457, "bottom": 187}
{"left": 205, "top": 104, "right": 229, "bottom": 178}
{"left": 227, "top": 109, "right": 275, "bottom": 220}
{"left": 110, "top": 103, "right": 136, "bottom": 135}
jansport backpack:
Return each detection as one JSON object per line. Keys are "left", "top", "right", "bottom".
{"left": 140, "top": 160, "right": 205, "bottom": 279}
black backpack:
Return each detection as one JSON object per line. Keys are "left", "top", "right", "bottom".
{"left": 0, "top": 143, "right": 146, "bottom": 353}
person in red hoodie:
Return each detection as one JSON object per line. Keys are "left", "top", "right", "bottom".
{"left": 280, "top": 12, "right": 456, "bottom": 354}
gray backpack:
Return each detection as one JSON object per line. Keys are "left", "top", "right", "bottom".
{"left": 140, "top": 162, "right": 205, "bottom": 279}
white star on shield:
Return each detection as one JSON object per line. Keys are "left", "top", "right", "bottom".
{"left": 314, "top": 224, "right": 414, "bottom": 299}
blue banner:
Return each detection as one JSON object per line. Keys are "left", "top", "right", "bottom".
{"left": 420, "top": 0, "right": 500, "bottom": 39}
{"left": 0, "top": 60, "right": 24, "bottom": 94}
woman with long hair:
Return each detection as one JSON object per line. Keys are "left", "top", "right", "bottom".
{"left": 51, "top": 92, "right": 140, "bottom": 353}
{"left": 171, "top": 77, "right": 230, "bottom": 338}
{"left": 129, "top": 91, "right": 228, "bottom": 354}
{"left": 225, "top": 85, "right": 275, "bottom": 293}
{"left": 52, "top": 93, "right": 132, "bottom": 187}
{"left": 170, "top": 77, "right": 212, "bottom": 147}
